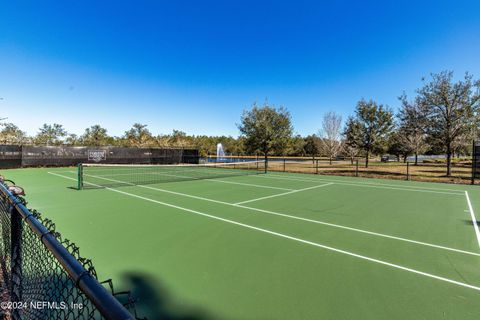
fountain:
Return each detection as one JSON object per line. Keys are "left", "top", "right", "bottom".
{"left": 216, "top": 143, "right": 225, "bottom": 162}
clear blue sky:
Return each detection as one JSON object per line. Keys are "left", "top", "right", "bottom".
{"left": 1, "top": 1, "right": 479, "bottom": 137}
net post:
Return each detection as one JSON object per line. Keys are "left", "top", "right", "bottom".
{"left": 472, "top": 140, "right": 475, "bottom": 185}
{"left": 355, "top": 159, "right": 359, "bottom": 177}
{"left": 283, "top": 158, "right": 286, "bottom": 172}
{"left": 10, "top": 204, "right": 23, "bottom": 318}
{"left": 77, "top": 163, "right": 83, "bottom": 190}
{"left": 316, "top": 160, "right": 319, "bottom": 174}
{"left": 406, "top": 162, "right": 410, "bottom": 181}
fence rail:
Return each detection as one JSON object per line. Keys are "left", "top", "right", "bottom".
{"left": 0, "top": 180, "right": 138, "bottom": 319}
{"left": 204, "top": 156, "right": 476, "bottom": 185}
{"left": 268, "top": 159, "right": 474, "bottom": 185}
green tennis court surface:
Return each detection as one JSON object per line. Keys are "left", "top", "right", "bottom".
{"left": 3, "top": 167, "right": 480, "bottom": 319}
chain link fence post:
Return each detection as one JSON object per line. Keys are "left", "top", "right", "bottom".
{"left": 9, "top": 203, "right": 23, "bottom": 320}
{"left": 355, "top": 160, "right": 359, "bottom": 177}
{"left": 472, "top": 140, "right": 475, "bottom": 185}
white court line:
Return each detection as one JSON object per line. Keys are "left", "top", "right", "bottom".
{"left": 49, "top": 172, "right": 480, "bottom": 257}
{"left": 254, "top": 174, "right": 464, "bottom": 196}
{"left": 207, "top": 179, "right": 293, "bottom": 191}
{"left": 465, "top": 191, "right": 480, "bottom": 250}
{"left": 150, "top": 170, "right": 293, "bottom": 190}
{"left": 265, "top": 173, "right": 466, "bottom": 192}
{"left": 47, "top": 171, "right": 480, "bottom": 292}
{"left": 234, "top": 183, "right": 333, "bottom": 205}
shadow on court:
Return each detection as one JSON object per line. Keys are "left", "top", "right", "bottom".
{"left": 122, "top": 272, "right": 213, "bottom": 320}
{"left": 463, "top": 219, "right": 480, "bottom": 226}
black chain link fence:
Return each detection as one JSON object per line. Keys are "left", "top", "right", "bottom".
{"left": 0, "top": 180, "right": 143, "bottom": 319}
{"left": 0, "top": 145, "right": 199, "bottom": 168}
{"left": 0, "top": 146, "right": 22, "bottom": 169}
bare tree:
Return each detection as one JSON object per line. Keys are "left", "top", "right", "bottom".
{"left": 342, "top": 142, "right": 358, "bottom": 164}
{"left": 319, "top": 111, "right": 343, "bottom": 164}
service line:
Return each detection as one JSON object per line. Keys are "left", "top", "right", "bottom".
{"left": 234, "top": 183, "right": 333, "bottom": 205}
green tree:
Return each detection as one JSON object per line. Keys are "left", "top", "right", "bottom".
{"left": 238, "top": 103, "right": 293, "bottom": 163}
{"left": 168, "top": 130, "right": 190, "bottom": 147}
{"left": 416, "top": 71, "right": 480, "bottom": 175}
{"left": 230, "top": 136, "right": 246, "bottom": 156}
{"left": 397, "top": 96, "right": 428, "bottom": 165}
{"left": 80, "top": 125, "right": 111, "bottom": 146}
{"left": 34, "top": 123, "right": 67, "bottom": 145}
{"left": 0, "top": 123, "right": 27, "bottom": 144}
{"left": 65, "top": 134, "right": 80, "bottom": 145}
{"left": 303, "top": 135, "right": 321, "bottom": 162}
{"left": 124, "top": 123, "right": 153, "bottom": 147}
{"left": 343, "top": 117, "right": 361, "bottom": 164}
{"left": 191, "top": 135, "right": 210, "bottom": 157}
{"left": 154, "top": 134, "right": 170, "bottom": 148}
{"left": 215, "top": 136, "right": 242, "bottom": 157}
{"left": 348, "top": 99, "right": 394, "bottom": 167}
{"left": 287, "top": 135, "right": 305, "bottom": 156}
{"left": 387, "top": 131, "right": 411, "bottom": 162}
{"left": 452, "top": 128, "right": 476, "bottom": 157}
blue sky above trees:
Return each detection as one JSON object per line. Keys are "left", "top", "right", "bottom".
{"left": 1, "top": 0, "right": 479, "bottom": 137}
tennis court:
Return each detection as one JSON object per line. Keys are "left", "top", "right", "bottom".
{"left": 3, "top": 165, "right": 480, "bottom": 319}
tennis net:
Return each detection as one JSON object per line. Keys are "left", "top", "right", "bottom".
{"left": 78, "top": 160, "right": 266, "bottom": 189}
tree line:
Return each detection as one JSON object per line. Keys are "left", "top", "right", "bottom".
{"left": 1, "top": 71, "right": 479, "bottom": 175}
{"left": 0, "top": 122, "right": 246, "bottom": 156}
{"left": 344, "top": 71, "right": 480, "bottom": 176}
{"left": 237, "top": 71, "right": 480, "bottom": 176}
